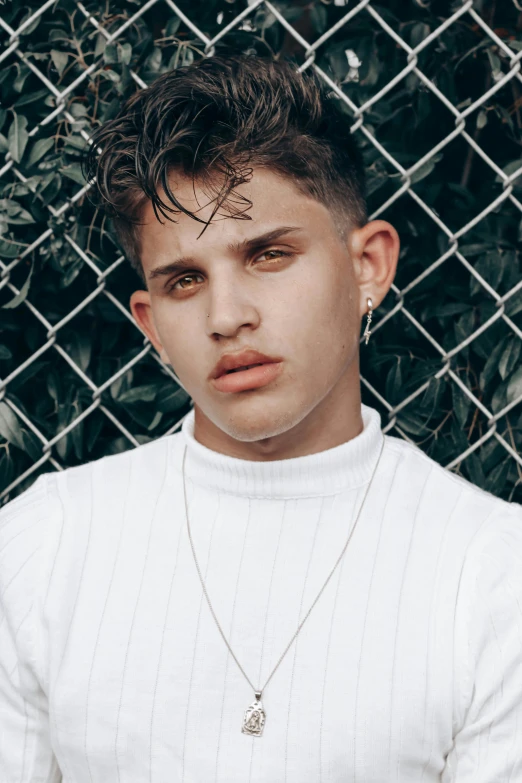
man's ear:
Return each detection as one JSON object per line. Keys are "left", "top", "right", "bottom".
{"left": 348, "top": 220, "right": 400, "bottom": 317}
{"left": 130, "top": 290, "right": 171, "bottom": 365}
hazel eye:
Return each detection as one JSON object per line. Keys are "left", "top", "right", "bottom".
{"left": 257, "top": 249, "right": 290, "bottom": 262}
{"left": 167, "top": 274, "right": 203, "bottom": 292}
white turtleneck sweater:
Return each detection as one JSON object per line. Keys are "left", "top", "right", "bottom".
{"left": 1, "top": 402, "right": 522, "bottom": 783}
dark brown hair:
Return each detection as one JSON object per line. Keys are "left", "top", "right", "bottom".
{"left": 84, "top": 53, "right": 368, "bottom": 284}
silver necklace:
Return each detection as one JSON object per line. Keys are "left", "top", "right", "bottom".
{"left": 182, "top": 432, "right": 385, "bottom": 737}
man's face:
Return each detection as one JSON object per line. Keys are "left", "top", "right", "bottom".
{"left": 131, "top": 167, "right": 397, "bottom": 460}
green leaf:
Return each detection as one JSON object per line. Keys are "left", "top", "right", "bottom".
{"left": 464, "top": 452, "right": 486, "bottom": 488}
{"left": 385, "top": 358, "right": 402, "bottom": 403}
{"left": 46, "top": 370, "right": 61, "bottom": 404}
{"left": 100, "top": 97, "right": 121, "bottom": 123}
{"left": 484, "top": 459, "right": 508, "bottom": 495}
{"left": 18, "top": 7, "right": 41, "bottom": 36}
{"left": 476, "top": 110, "right": 487, "bottom": 130}
{"left": 19, "top": 428, "right": 42, "bottom": 462}
{"left": 451, "top": 382, "right": 471, "bottom": 428}
{"left": 480, "top": 335, "right": 506, "bottom": 389}
{"left": 118, "top": 384, "right": 158, "bottom": 404}
{"left": 0, "top": 402, "right": 25, "bottom": 450}
{"left": 3, "top": 209, "right": 35, "bottom": 224}
{"left": 71, "top": 412, "right": 84, "bottom": 461}
{"left": 459, "top": 243, "right": 492, "bottom": 256}
{"left": 2, "top": 260, "right": 34, "bottom": 309}
{"left": 254, "top": 7, "right": 277, "bottom": 30}
{"left": 135, "top": 435, "right": 154, "bottom": 445}
{"left": 124, "top": 404, "right": 158, "bottom": 429}
{"left": 0, "top": 236, "right": 28, "bottom": 258}
{"left": 13, "top": 63, "right": 31, "bottom": 93}
{"left": 49, "top": 29, "right": 70, "bottom": 43}
{"left": 86, "top": 413, "right": 104, "bottom": 453}
{"left": 499, "top": 338, "right": 521, "bottom": 381}
{"left": 63, "top": 134, "right": 88, "bottom": 152}
{"left": 106, "top": 436, "right": 131, "bottom": 456}
{"left": 419, "top": 376, "right": 444, "bottom": 410}
{"left": 486, "top": 48, "right": 502, "bottom": 81}
{"left": 507, "top": 289, "right": 522, "bottom": 318}
{"left": 69, "top": 103, "right": 88, "bottom": 119}
{"left": 100, "top": 69, "right": 120, "bottom": 83}
{"left": 409, "top": 153, "right": 443, "bottom": 184}
{"left": 0, "top": 199, "right": 35, "bottom": 224}
{"left": 8, "top": 360, "right": 45, "bottom": 393}
{"left": 396, "top": 410, "right": 428, "bottom": 436}
{"left": 506, "top": 366, "right": 522, "bottom": 405}
{"left": 410, "top": 22, "right": 430, "bottom": 48}
{"left": 61, "top": 163, "right": 86, "bottom": 185}
{"left": 0, "top": 67, "right": 12, "bottom": 88}
{"left": 51, "top": 49, "right": 69, "bottom": 78}
{"left": 13, "top": 89, "right": 49, "bottom": 108}
{"left": 0, "top": 198, "right": 23, "bottom": 216}
{"left": 94, "top": 33, "right": 106, "bottom": 58}
{"left": 310, "top": 5, "right": 328, "bottom": 34}
{"left": 495, "top": 159, "right": 522, "bottom": 183}
{"left": 56, "top": 432, "right": 70, "bottom": 461}
{"left": 38, "top": 172, "right": 62, "bottom": 206}
{"left": 146, "top": 47, "right": 162, "bottom": 73}
{"left": 147, "top": 410, "right": 163, "bottom": 431}
{"left": 120, "top": 42, "right": 132, "bottom": 66}
{"left": 27, "top": 137, "right": 55, "bottom": 166}
{"left": 7, "top": 113, "right": 29, "bottom": 163}
{"left": 166, "top": 17, "right": 181, "bottom": 37}
{"left": 157, "top": 384, "right": 189, "bottom": 412}
{"left": 425, "top": 302, "right": 471, "bottom": 319}
{"left": 65, "top": 331, "right": 92, "bottom": 372}
{"left": 58, "top": 256, "right": 83, "bottom": 289}
{"left": 104, "top": 42, "right": 119, "bottom": 64}
{"left": 1, "top": 177, "right": 40, "bottom": 198}
{"left": 0, "top": 450, "right": 14, "bottom": 490}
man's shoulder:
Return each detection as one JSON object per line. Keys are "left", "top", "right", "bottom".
{"left": 0, "top": 430, "right": 185, "bottom": 592}
{"left": 1, "top": 428, "right": 184, "bottom": 526}
{"left": 56, "top": 428, "right": 182, "bottom": 493}
{"left": 383, "top": 431, "right": 521, "bottom": 526}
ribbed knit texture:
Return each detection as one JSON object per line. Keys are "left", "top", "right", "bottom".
{"left": 1, "top": 402, "right": 522, "bottom": 783}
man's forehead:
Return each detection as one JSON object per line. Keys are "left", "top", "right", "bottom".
{"left": 142, "top": 167, "right": 314, "bottom": 231}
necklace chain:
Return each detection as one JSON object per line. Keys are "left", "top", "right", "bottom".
{"left": 182, "top": 432, "right": 385, "bottom": 700}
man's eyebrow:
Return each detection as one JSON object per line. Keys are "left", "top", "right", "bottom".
{"left": 148, "top": 226, "right": 304, "bottom": 280}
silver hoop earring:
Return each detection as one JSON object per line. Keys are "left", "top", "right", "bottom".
{"left": 363, "top": 297, "right": 373, "bottom": 345}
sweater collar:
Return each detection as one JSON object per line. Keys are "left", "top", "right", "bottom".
{"left": 179, "top": 403, "right": 384, "bottom": 499}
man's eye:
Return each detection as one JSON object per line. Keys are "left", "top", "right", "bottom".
{"left": 256, "top": 249, "right": 290, "bottom": 262}
{"left": 167, "top": 274, "right": 202, "bottom": 292}
{"left": 166, "top": 250, "right": 291, "bottom": 293}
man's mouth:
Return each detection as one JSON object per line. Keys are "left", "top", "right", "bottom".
{"left": 225, "top": 363, "right": 265, "bottom": 374}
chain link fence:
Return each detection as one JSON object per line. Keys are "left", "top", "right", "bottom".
{"left": 0, "top": 0, "right": 521, "bottom": 504}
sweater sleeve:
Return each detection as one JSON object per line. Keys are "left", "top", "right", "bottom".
{"left": 443, "top": 500, "right": 522, "bottom": 782}
{"left": 0, "top": 474, "right": 62, "bottom": 783}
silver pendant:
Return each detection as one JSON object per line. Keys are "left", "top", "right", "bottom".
{"left": 241, "top": 691, "right": 266, "bottom": 736}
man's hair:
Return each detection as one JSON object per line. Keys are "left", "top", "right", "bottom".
{"left": 84, "top": 53, "right": 368, "bottom": 284}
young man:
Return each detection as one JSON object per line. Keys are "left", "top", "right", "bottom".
{"left": 0, "top": 54, "right": 521, "bottom": 783}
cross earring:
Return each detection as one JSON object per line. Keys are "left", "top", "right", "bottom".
{"left": 363, "top": 297, "right": 373, "bottom": 345}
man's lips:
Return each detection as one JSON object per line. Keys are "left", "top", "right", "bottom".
{"left": 211, "top": 361, "right": 284, "bottom": 393}
{"left": 211, "top": 350, "right": 283, "bottom": 379}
